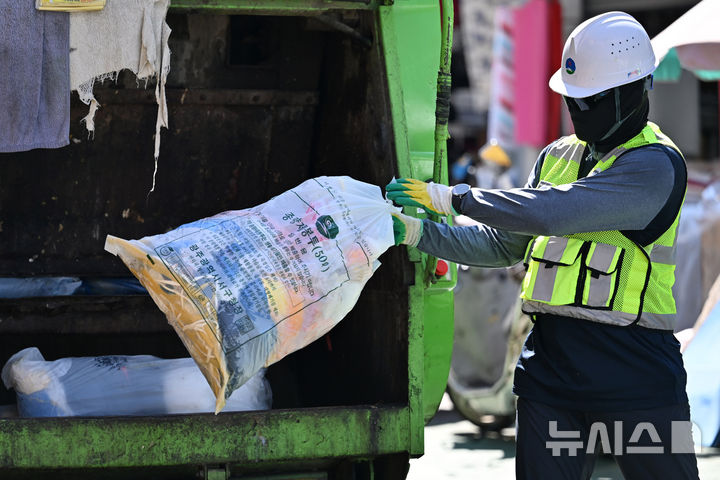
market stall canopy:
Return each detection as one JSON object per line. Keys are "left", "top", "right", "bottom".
{"left": 652, "top": 0, "right": 720, "bottom": 82}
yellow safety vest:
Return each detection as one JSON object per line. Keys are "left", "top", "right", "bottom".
{"left": 520, "top": 122, "right": 684, "bottom": 330}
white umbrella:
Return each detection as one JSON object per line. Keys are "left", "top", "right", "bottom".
{"left": 652, "top": 0, "right": 720, "bottom": 81}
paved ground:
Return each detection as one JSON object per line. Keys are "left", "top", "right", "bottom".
{"left": 407, "top": 395, "right": 720, "bottom": 480}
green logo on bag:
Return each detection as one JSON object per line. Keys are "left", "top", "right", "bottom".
{"left": 316, "top": 215, "right": 339, "bottom": 239}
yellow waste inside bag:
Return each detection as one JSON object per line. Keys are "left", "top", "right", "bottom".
{"left": 36, "top": 0, "right": 106, "bottom": 11}
{"left": 105, "top": 176, "right": 397, "bottom": 413}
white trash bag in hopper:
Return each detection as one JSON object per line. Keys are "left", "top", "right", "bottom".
{"left": 1, "top": 347, "right": 271, "bottom": 417}
{"left": 105, "top": 176, "right": 397, "bottom": 412}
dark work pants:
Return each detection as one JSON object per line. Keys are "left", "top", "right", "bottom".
{"left": 516, "top": 397, "right": 700, "bottom": 480}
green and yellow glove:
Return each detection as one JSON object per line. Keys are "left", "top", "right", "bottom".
{"left": 391, "top": 212, "right": 423, "bottom": 247}
{"left": 385, "top": 178, "right": 454, "bottom": 216}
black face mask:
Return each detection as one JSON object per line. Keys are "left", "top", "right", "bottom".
{"left": 564, "top": 78, "right": 650, "bottom": 152}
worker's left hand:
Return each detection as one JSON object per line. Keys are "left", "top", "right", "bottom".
{"left": 391, "top": 212, "right": 423, "bottom": 247}
{"left": 385, "top": 178, "right": 454, "bottom": 216}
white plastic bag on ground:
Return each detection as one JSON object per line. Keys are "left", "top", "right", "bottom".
{"left": 1, "top": 347, "right": 271, "bottom": 417}
{"left": 104, "top": 176, "right": 397, "bottom": 412}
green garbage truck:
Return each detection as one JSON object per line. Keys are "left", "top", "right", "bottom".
{"left": 0, "top": 0, "right": 456, "bottom": 478}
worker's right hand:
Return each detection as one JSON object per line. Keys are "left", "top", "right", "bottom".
{"left": 391, "top": 212, "right": 423, "bottom": 247}
{"left": 386, "top": 178, "right": 454, "bottom": 216}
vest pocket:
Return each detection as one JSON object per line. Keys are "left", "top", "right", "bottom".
{"left": 524, "top": 236, "right": 586, "bottom": 305}
{"left": 581, "top": 242, "right": 624, "bottom": 308}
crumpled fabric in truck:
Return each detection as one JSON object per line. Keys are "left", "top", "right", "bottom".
{"left": 1, "top": 347, "right": 272, "bottom": 417}
{"left": 0, "top": 2, "right": 69, "bottom": 152}
{"left": 105, "top": 176, "right": 398, "bottom": 413}
{"left": 69, "top": 0, "right": 170, "bottom": 160}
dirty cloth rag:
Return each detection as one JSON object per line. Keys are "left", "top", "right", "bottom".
{"left": 0, "top": 2, "right": 69, "bottom": 152}
{"left": 69, "top": 0, "right": 171, "bottom": 159}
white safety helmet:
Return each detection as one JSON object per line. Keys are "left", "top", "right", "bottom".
{"left": 549, "top": 12, "right": 656, "bottom": 98}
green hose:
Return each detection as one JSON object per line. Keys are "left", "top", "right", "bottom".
{"left": 425, "top": 0, "right": 454, "bottom": 286}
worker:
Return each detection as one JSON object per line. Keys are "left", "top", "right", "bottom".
{"left": 387, "top": 11, "right": 699, "bottom": 480}
{"left": 474, "top": 139, "right": 516, "bottom": 190}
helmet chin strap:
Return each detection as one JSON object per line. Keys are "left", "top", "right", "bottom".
{"left": 590, "top": 76, "right": 652, "bottom": 158}
{"left": 597, "top": 88, "right": 624, "bottom": 142}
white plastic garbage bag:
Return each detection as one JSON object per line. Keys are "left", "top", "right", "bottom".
{"left": 1, "top": 347, "right": 271, "bottom": 417}
{"left": 104, "top": 176, "right": 397, "bottom": 412}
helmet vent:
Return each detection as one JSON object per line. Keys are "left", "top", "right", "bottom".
{"left": 610, "top": 39, "right": 641, "bottom": 54}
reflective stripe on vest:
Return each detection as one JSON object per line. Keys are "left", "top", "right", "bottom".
{"left": 520, "top": 122, "right": 684, "bottom": 330}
